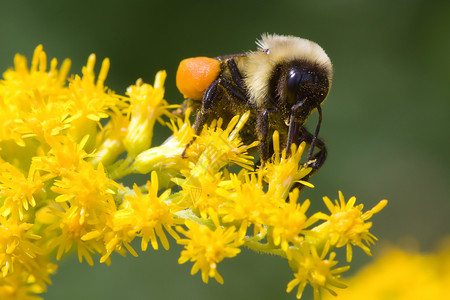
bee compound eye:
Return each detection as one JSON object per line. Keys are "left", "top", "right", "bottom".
{"left": 285, "top": 68, "right": 304, "bottom": 106}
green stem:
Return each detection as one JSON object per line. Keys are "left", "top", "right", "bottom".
{"left": 108, "top": 156, "right": 134, "bottom": 180}
{"left": 243, "top": 237, "right": 287, "bottom": 258}
{"left": 173, "top": 209, "right": 215, "bottom": 228}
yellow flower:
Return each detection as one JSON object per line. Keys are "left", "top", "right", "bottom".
{"left": 264, "top": 131, "right": 313, "bottom": 200}
{"left": 177, "top": 170, "right": 224, "bottom": 219}
{"left": 172, "top": 112, "right": 257, "bottom": 218}
{"left": 286, "top": 245, "right": 349, "bottom": 300}
{"left": 104, "top": 171, "right": 180, "bottom": 263}
{"left": 123, "top": 72, "right": 170, "bottom": 157}
{"left": 90, "top": 111, "right": 129, "bottom": 167}
{"left": 314, "top": 191, "right": 388, "bottom": 262}
{"left": 218, "top": 172, "right": 271, "bottom": 236}
{"left": 67, "top": 54, "right": 123, "bottom": 152}
{"left": 131, "top": 114, "right": 194, "bottom": 187}
{"left": 322, "top": 240, "right": 450, "bottom": 300}
{"left": 45, "top": 204, "right": 99, "bottom": 266}
{"left": 0, "top": 162, "right": 46, "bottom": 220}
{"left": 0, "top": 216, "right": 42, "bottom": 277}
{"left": 1, "top": 45, "right": 70, "bottom": 102}
{"left": 31, "top": 134, "right": 91, "bottom": 178}
{"left": 185, "top": 111, "right": 258, "bottom": 172}
{"left": 44, "top": 159, "right": 121, "bottom": 265}
{"left": 177, "top": 220, "right": 243, "bottom": 284}
{"left": 51, "top": 161, "right": 118, "bottom": 210}
{"left": 0, "top": 45, "right": 72, "bottom": 171}
{"left": 0, "top": 254, "right": 57, "bottom": 300}
{"left": 268, "top": 188, "right": 318, "bottom": 253}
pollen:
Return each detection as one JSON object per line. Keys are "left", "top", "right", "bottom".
{"left": 176, "top": 57, "right": 220, "bottom": 99}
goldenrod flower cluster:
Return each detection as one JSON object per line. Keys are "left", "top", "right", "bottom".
{"left": 0, "top": 46, "right": 387, "bottom": 299}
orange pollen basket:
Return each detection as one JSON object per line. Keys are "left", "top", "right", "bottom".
{"left": 176, "top": 57, "right": 220, "bottom": 99}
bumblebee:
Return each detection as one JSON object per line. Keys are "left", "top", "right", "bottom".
{"left": 176, "top": 34, "right": 332, "bottom": 177}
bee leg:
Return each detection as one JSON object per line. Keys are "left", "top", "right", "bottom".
{"left": 298, "top": 126, "right": 327, "bottom": 175}
{"left": 211, "top": 59, "right": 248, "bottom": 104}
{"left": 181, "top": 79, "right": 223, "bottom": 158}
{"left": 226, "top": 59, "right": 246, "bottom": 97}
{"left": 307, "top": 106, "right": 323, "bottom": 163}
{"left": 256, "top": 109, "right": 270, "bottom": 162}
{"left": 220, "top": 79, "right": 247, "bottom": 102}
{"left": 291, "top": 126, "right": 327, "bottom": 191}
{"left": 181, "top": 59, "right": 249, "bottom": 159}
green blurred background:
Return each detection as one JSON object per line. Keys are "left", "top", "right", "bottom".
{"left": 1, "top": 0, "right": 449, "bottom": 299}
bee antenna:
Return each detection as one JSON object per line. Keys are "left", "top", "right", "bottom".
{"left": 307, "top": 106, "right": 322, "bottom": 161}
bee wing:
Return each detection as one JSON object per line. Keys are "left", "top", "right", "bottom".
{"left": 214, "top": 53, "right": 247, "bottom": 62}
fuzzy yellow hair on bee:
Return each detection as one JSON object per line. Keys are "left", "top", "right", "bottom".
{"left": 243, "top": 33, "right": 333, "bottom": 108}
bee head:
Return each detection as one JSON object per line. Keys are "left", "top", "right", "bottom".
{"left": 282, "top": 62, "right": 330, "bottom": 124}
